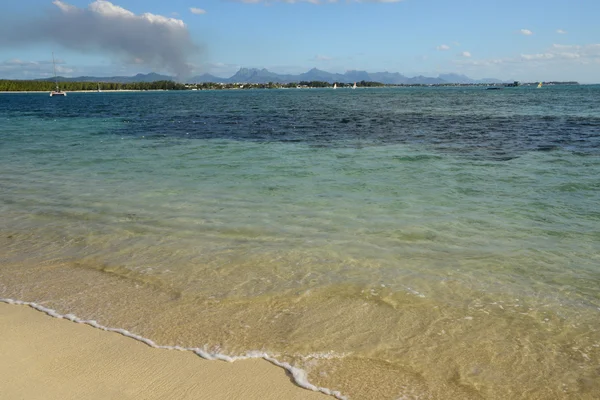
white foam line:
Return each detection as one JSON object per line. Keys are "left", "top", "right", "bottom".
{"left": 0, "top": 298, "right": 347, "bottom": 400}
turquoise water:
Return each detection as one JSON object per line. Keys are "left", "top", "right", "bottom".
{"left": 1, "top": 87, "right": 599, "bottom": 399}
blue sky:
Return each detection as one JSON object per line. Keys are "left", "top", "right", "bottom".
{"left": 1, "top": 0, "right": 599, "bottom": 82}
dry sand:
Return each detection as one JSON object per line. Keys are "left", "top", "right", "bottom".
{"left": 0, "top": 302, "right": 331, "bottom": 400}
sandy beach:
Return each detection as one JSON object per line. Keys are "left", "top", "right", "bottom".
{"left": 0, "top": 302, "right": 331, "bottom": 400}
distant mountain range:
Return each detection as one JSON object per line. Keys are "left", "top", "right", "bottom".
{"left": 189, "top": 68, "right": 506, "bottom": 85}
{"left": 37, "top": 69, "right": 506, "bottom": 85}
{"left": 36, "top": 72, "right": 173, "bottom": 84}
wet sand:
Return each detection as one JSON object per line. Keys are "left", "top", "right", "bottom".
{"left": 0, "top": 302, "right": 331, "bottom": 400}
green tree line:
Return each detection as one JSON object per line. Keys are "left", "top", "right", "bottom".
{"left": 0, "top": 80, "right": 186, "bottom": 92}
{"left": 0, "top": 79, "right": 393, "bottom": 92}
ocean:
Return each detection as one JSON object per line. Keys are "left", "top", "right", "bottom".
{"left": 1, "top": 86, "right": 599, "bottom": 399}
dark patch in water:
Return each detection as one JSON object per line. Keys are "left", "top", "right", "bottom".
{"left": 2, "top": 89, "right": 600, "bottom": 161}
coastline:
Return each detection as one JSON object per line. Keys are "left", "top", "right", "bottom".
{"left": 0, "top": 301, "right": 332, "bottom": 400}
{"left": 0, "top": 90, "right": 164, "bottom": 93}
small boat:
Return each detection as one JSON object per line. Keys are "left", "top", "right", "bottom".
{"left": 486, "top": 87, "right": 503, "bottom": 90}
{"left": 50, "top": 86, "right": 67, "bottom": 97}
{"left": 49, "top": 52, "right": 66, "bottom": 97}
{"left": 537, "top": 81, "right": 543, "bottom": 88}
{"left": 352, "top": 82, "right": 357, "bottom": 89}
{"left": 333, "top": 83, "right": 337, "bottom": 89}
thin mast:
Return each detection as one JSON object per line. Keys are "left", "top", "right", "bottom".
{"left": 52, "top": 52, "right": 59, "bottom": 91}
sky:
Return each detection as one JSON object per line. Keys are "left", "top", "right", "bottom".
{"left": 0, "top": 0, "right": 599, "bottom": 83}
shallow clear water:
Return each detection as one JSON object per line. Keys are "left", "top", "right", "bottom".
{"left": 1, "top": 87, "right": 600, "bottom": 399}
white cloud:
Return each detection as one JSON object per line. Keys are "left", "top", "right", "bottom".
{"left": 190, "top": 7, "right": 207, "bottom": 15}
{"left": 0, "top": 1, "right": 198, "bottom": 77}
{"left": 521, "top": 53, "right": 555, "bottom": 60}
{"left": 460, "top": 51, "right": 471, "bottom": 57}
{"left": 556, "top": 29, "right": 567, "bottom": 34}
{"left": 436, "top": 44, "right": 450, "bottom": 51}
{"left": 520, "top": 29, "right": 533, "bottom": 36}
{"left": 52, "top": 0, "right": 77, "bottom": 12}
{"left": 88, "top": 0, "right": 135, "bottom": 18}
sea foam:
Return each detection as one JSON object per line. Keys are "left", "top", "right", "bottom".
{"left": 0, "top": 298, "right": 347, "bottom": 400}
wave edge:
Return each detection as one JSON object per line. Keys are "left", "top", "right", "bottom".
{"left": 0, "top": 297, "right": 347, "bottom": 400}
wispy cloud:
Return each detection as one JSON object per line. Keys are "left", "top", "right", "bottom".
{"left": 436, "top": 44, "right": 450, "bottom": 51}
{"left": 190, "top": 7, "right": 206, "bottom": 15}
{"left": 3, "top": 58, "right": 54, "bottom": 66}
{"left": 519, "top": 29, "right": 533, "bottom": 36}
{"left": 455, "top": 43, "right": 600, "bottom": 67}
{"left": 231, "top": 0, "right": 404, "bottom": 3}
{"left": 0, "top": 0, "right": 199, "bottom": 77}
{"left": 460, "top": 51, "right": 471, "bottom": 58}
{"left": 547, "top": 43, "right": 600, "bottom": 59}
{"left": 520, "top": 53, "right": 555, "bottom": 61}
{"left": 53, "top": 0, "right": 77, "bottom": 12}
{"left": 313, "top": 54, "right": 333, "bottom": 61}
{"left": 0, "top": 57, "right": 74, "bottom": 78}
{"left": 519, "top": 44, "right": 600, "bottom": 62}
{"left": 556, "top": 29, "right": 567, "bottom": 34}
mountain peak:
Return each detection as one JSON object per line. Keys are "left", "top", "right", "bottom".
{"left": 33, "top": 68, "right": 505, "bottom": 85}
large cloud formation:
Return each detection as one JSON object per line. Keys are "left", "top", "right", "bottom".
{"left": 0, "top": 0, "right": 198, "bottom": 77}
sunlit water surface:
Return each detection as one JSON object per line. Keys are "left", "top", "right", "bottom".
{"left": 1, "top": 86, "right": 599, "bottom": 399}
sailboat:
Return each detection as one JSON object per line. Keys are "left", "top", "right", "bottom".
{"left": 333, "top": 83, "right": 337, "bottom": 89}
{"left": 49, "top": 52, "right": 66, "bottom": 97}
{"left": 537, "top": 81, "right": 543, "bottom": 88}
{"left": 352, "top": 82, "right": 357, "bottom": 89}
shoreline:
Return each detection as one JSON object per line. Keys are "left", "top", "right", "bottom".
{"left": 0, "top": 89, "right": 166, "bottom": 93}
{"left": 0, "top": 82, "right": 588, "bottom": 95}
{"left": 0, "top": 300, "right": 336, "bottom": 400}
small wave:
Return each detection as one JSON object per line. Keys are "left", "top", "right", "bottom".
{"left": 0, "top": 298, "right": 347, "bottom": 400}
